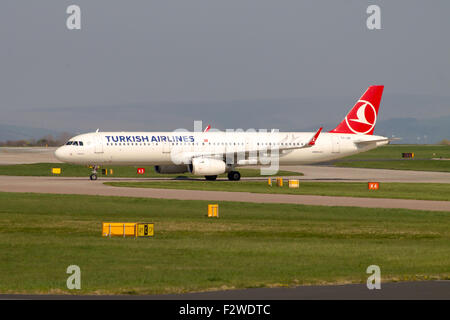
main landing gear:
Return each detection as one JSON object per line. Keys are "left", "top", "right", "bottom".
{"left": 204, "top": 171, "right": 240, "bottom": 181}
{"left": 89, "top": 165, "right": 98, "bottom": 180}
{"left": 227, "top": 171, "right": 241, "bottom": 181}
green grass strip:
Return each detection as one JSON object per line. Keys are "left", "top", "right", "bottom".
{"left": 0, "top": 163, "right": 301, "bottom": 178}
{"left": 105, "top": 181, "right": 450, "bottom": 202}
{"left": 0, "top": 192, "right": 448, "bottom": 295}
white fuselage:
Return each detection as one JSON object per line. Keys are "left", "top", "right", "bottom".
{"left": 54, "top": 131, "right": 388, "bottom": 167}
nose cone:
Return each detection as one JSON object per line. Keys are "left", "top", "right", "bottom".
{"left": 54, "top": 147, "right": 67, "bottom": 162}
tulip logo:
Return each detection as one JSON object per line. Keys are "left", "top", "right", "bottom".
{"left": 345, "top": 100, "right": 377, "bottom": 134}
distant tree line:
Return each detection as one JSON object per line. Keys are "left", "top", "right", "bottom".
{"left": 440, "top": 139, "right": 450, "bottom": 146}
{"left": 0, "top": 132, "right": 73, "bottom": 147}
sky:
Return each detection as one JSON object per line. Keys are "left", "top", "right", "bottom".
{"left": 1, "top": 0, "right": 450, "bottom": 134}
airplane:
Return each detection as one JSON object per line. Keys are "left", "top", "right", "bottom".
{"left": 55, "top": 85, "right": 392, "bottom": 181}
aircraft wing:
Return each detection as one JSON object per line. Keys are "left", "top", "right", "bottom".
{"left": 266, "top": 127, "right": 323, "bottom": 151}
{"left": 232, "top": 127, "right": 323, "bottom": 154}
{"left": 170, "top": 127, "right": 324, "bottom": 164}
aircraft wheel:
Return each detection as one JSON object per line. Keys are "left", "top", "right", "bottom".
{"left": 90, "top": 173, "right": 98, "bottom": 181}
{"left": 228, "top": 171, "right": 241, "bottom": 181}
{"left": 205, "top": 175, "right": 217, "bottom": 181}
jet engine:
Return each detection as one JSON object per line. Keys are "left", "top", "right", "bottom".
{"left": 190, "top": 157, "right": 226, "bottom": 176}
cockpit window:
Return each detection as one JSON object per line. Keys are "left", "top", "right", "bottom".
{"left": 66, "top": 140, "right": 83, "bottom": 146}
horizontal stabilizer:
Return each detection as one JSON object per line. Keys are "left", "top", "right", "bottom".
{"left": 354, "top": 137, "right": 401, "bottom": 146}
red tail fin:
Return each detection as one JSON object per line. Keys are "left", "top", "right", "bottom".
{"left": 330, "top": 85, "right": 384, "bottom": 135}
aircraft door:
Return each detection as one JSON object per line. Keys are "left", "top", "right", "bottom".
{"left": 95, "top": 134, "right": 104, "bottom": 153}
{"left": 331, "top": 135, "right": 340, "bottom": 153}
{"left": 163, "top": 142, "right": 170, "bottom": 154}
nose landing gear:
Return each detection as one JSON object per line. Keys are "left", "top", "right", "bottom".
{"left": 89, "top": 165, "right": 98, "bottom": 180}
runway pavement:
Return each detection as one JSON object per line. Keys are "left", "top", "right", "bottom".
{"left": 1, "top": 281, "right": 449, "bottom": 300}
{"left": 0, "top": 175, "right": 449, "bottom": 211}
{"left": 0, "top": 147, "right": 60, "bottom": 165}
{"left": 278, "top": 165, "right": 450, "bottom": 183}
{"left": 156, "top": 280, "right": 450, "bottom": 300}
{"left": 1, "top": 149, "right": 449, "bottom": 300}
{"left": 1, "top": 147, "right": 450, "bottom": 183}
{"left": 1, "top": 147, "right": 449, "bottom": 211}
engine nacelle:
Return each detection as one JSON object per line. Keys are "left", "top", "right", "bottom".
{"left": 191, "top": 158, "right": 226, "bottom": 176}
{"left": 154, "top": 165, "right": 188, "bottom": 174}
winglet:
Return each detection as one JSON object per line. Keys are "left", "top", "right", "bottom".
{"left": 308, "top": 127, "right": 323, "bottom": 146}
{"left": 203, "top": 125, "right": 211, "bottom": 133}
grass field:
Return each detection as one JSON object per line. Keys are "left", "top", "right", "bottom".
{"left": 0, "top": 163, "right": 300, "bottom": 178}
{"left": 335, "top": 145, "right": 450, "bottom": 172}
{"left": 0, "top": 192, "right": 448, "bottom": 295}
{"left": 340, "top": 144, "right": 450, "bottom": 160}
{"left": 105, "top": 181, "right": 450, "bottom": 201}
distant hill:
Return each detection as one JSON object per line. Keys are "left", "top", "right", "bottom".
{"left": 1, "top": 116, "right": 448, "bottom": 145}
{"left": 302, "top": 115, "right": 450, "bottom": 144}
{"left": 1, "top": 92, "right": 449, "bottom": 144}
{"left": 1, "top": 115, "right": 448, "bottom": 145}
{"left": 0, "top": 124, "right": 62, "bottom": 142}
{"left": 374, "top": 116, "right": 450, "bottom": 144}
{"left": 5, "top": 92, "right": 450, "bottom": 134}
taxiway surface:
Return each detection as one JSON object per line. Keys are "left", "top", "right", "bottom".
{"left": 0, "top": 176, "right": 448, "bottom": 211}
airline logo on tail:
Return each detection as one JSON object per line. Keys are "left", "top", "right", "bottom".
{"left": 330, "top": 85, "right": 384, "bottom": 135}
{"left": 345, "top": 100, "right": 377, "bottom": 134}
